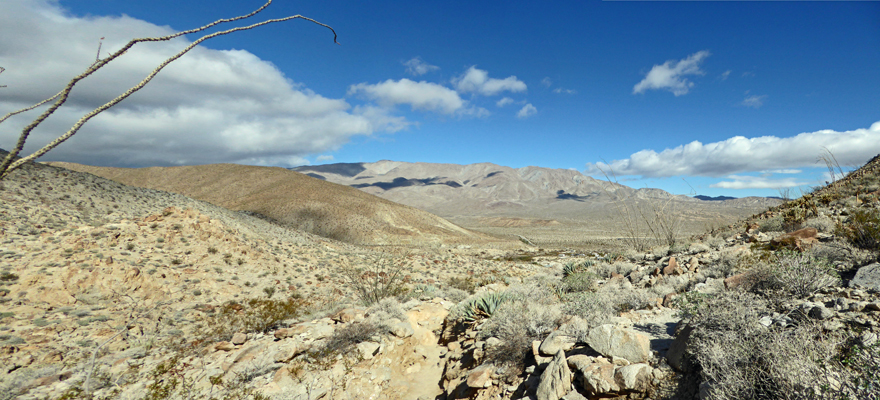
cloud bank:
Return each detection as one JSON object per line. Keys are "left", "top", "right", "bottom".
{"left": 586, "top": 121, "right": 880, "bottom": 178}
{"left": 633, "top": 50, "right": 710, "bottom": 96}
{"left": 0, "top": 0, "right": 400, "bottom": 168}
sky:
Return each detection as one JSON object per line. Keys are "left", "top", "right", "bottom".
{"left": 1, "top": 0, "right": 878, "bottom": 198}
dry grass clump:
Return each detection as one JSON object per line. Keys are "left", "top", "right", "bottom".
{"left": 735, "top": 251, "right": 840, "bottom": 300}
{"left": 340, "top": 254, "right": 409, "bottom": 305}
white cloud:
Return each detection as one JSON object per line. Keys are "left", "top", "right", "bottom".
{"left": 349, "top": 79, "right": 465, "bottom": 114}
{"left": 553, "top": 87, "right": 577, "bottom": 94}
{"left": 633, "top": 50, "right": 710, "bottom": 96}
{"left": 0, "top": 0, "right": 397, "bottom": 168}
{"left": 711, "top": 175, "right": 807, "bottom": 189}
{"left": 766, "top": 169, "right": 802, "bottom": 174}
{"left": 741, "top": 94, "right": 767, "bottom": 108}
{"left": 453, "top": 66, "right": 527, "bottom": 96}
{"left": 720, "top": 70, "right": 731, "bottom": 80}
{"left": 403, "top": 57, "right": 439, "bottom": 76}
{"left": 316, "top": 155, "right": 334, "bottom": 162}
{"left": 516, "top": 104, "right": 537, "bottom": 119}
{"left": 586, "top": 121, "right": 880, "bottom": 178}
{"left": 496, "top": 97, "right": 515, "bottom": 107}
{"left": 541, "top": 77, "right": 553, "bottom": 87}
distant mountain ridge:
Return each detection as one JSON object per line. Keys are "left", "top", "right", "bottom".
{"left": 293, "top": 161, "right": 777, "bottom": 221}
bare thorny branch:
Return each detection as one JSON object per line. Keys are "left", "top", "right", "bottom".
{"left": 0, "top": 0, "right": 339, "bottom": 180}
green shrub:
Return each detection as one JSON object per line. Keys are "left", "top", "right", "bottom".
{"left": 837, "top": 208, "right": 880, "bottom": 250}
{"left": 559, "top": 271, "right": 598, "bottom": 293}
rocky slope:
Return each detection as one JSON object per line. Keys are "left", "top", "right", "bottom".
{"left": 45, "top": 162, "right": 492, "bottom": 246}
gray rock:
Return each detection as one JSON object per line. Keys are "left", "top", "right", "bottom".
{"left": 537, "top": 349, "right": 572, "bottom": 400}
{"left": 356, "top": 341, "right": 381, "bottom": 360}
{"left": 581, "top": 362, "right": 618, "bottom": 394}
{"left": 389, "top": 321, "right": 414, "bottom": 338}
{"left": 614, "top": 363, "right": 652, "bottom": 392}
{"left": 586, "top": 324, "right": 652, "bottom": 364}
{"left": 486, "top": 337, "right": 503, "bottom": 348}
{"left": 540, "top": 331, "right": 577, "bottom": 356}
{"left": 850, "top": 263, "right": 880, "bottom": 291}
{"left": 809, "top": 305, "right": 834, "bottom": 320}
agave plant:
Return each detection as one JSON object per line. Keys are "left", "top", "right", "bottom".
{"left": 562, "top": 260, "right": 594, "bottom": 278}
{"left": 461, "top": 291, "right": 508, "bottom": 322}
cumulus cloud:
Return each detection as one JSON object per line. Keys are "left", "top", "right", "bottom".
{"left": 586, "top": 121, "right": 880, "bottom": 178}
{"left": 496, "top": 97, "right": 515, "bottom": 107}
{"left": 553, "top": 87, "right": 577, "bottom": 94}
{"left": 711, "top": 175, "right": 807, "bottom": 189}
{"left": 516, "top": 104, "right": 537, "bottom": 119}
{"left": 0, "top": 0, "right": 397, "bottom": 168}
{"left": 403, "top": 57, "right": 439, "bottom": 76}
{"left": 633, "top": 50, "right": 710, "bottom": 96}
{"left": 741, "top": 94, "right": 767, "bottom": 108}
{"left": 453, "top": 66, "right": 527, "bottom": 96}
{"left": 349, "top": 78, "right": 481, "bottom": 115}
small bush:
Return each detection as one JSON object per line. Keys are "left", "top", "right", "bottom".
{"left": 771, "top": 251, "right": 839, "bottom": 298}
{"left": 197, "top": 296, "right": 307, "bottom": 342}
{"left": 480, "top": 295, "right": 563, "bottom": 373}
{"left": 559, "top": 271, "right": 598, "bottom": 293}
{"left": 315, "top": 320, "right": 384, "bottom": 361}
{"left": 341, "top": 254, "right": 408, "bottom": 305}
{"left": 836, "top": 208, "right": 880, "bottom": 250}
{"left": 367, "top": 297, "right": 407, "bottom": 322}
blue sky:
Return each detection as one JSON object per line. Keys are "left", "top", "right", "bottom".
{"left": 1, "top": 0, "right": 878, "bottom": 197}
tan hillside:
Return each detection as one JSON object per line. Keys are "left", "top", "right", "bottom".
{"left": 45, "top": 162, "right": 491, "bottom": 246}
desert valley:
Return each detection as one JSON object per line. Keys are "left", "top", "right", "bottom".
{"left": 1, "top": 150, "right": 879, "bottom": 400}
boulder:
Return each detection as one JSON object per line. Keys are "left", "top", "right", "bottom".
{"left": 539, "top": 331, "right": 577, "bottom": 356}
{"left": 466, "top": 366, "right": 493, "bottom": 389}
{"left": 581, "top": 362, "right": 618, "bottom": 394}
{"left": 230, "top": 332, "right": 247, "bottom": 345}
{"left": 537, "top": 349, "right": 572, "bottom": 400}
{"left": 850, "top": 263, "right": 880, "bottom": 292}
{"left": 771, "top": 227, "right": 819, "bottom": 250}
{"left": 331, "top": 308, "right": 365, "bottom": 323}
{"left": 389, "top": 321, "right": 415, "bottom": 338}
{"left": 586, "top": 325, "right": 652, "bottom": 364}
{"left": 356, "top": 341, "right": 381, "bottom": 360}
{"left": 663, "top": 257, "right": 683, "bottom": 275}
{"left": 614, "top": 363, "right": 652, "bottom": 392}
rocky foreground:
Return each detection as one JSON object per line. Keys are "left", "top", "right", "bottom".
{"left": 1, "top": 155, "right": 879, "bottom": 400}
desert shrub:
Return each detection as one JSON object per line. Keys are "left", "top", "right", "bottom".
{"left": 367, "top": 297, "right": 407, "bottom": 322}
{"left": 830, "top": 337, "right": 880, "bottom": 400}
{"left": 445, "top": 275, "right": 480, "bottom": 293}
{"left": 315, "top": 319, "right": 384, "bottom": 360}
{"left": 479, "top": 297, "right": 563, "bottom": 372}
{"left": 438, "top": 287, "right": 468, "bottom": 303}
{"left": 340, "top": 254, "right": 408, "bottom": 305}
{"left": 600, "top": 285, "right": 656, "bottom": 313}
{"left": 836, "top": 208, "right": 880, "bottom": 250}
{"left": 771, "top": 251, "right": 839, "bottom": 299}
{"left": 562, "top": 260, "right": 594, "bottom": 277}
{"left": 759, "top": 215, "right": 785, "bottom": 233}
{"left": 559, "top": 271, "right": 598, "bottom": 293}
{"left": 804, "top": 215, "right": 836, "bottom": 233}
{"left": 197, "top": 296, "right": 306, "bottom": 342}
{"left": 560, "top": 292, "right": 614, "bottom": 328}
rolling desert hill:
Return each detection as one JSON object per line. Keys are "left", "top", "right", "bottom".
{"left": 294, "top": 161, "right": 781, "bottom": 244}
{"left": 44, "top": 162, "right": 493, "bottom": 246}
